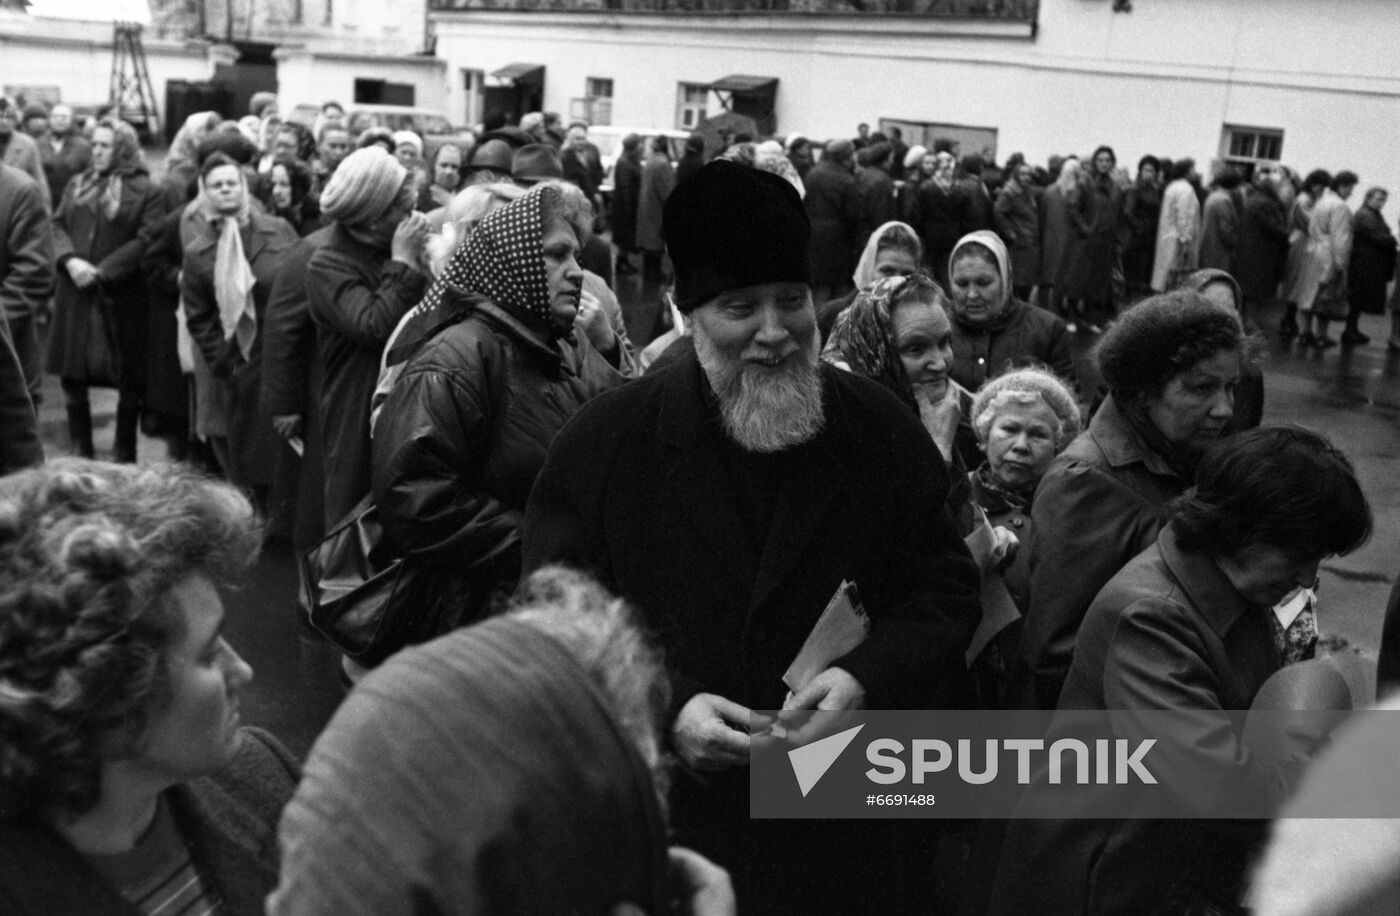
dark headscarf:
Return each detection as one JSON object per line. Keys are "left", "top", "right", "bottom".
{"left": 73, "top": 119, "right": 143, "bottom": 220}
{"left": 272, "top": 615, "right": 670, "bottom": 914}
{"left": 408, "top": 183, "right": 560, "bottom": 343}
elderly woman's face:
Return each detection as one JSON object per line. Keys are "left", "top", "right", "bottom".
{"left": 542, "top": 216, "right": 584, "bottom": 337}
{"left": 90, "top": 127, "right": 114, "bottom": 173}
{"left": 1145, "top": 349, "right": 1239, "bottom": 449}
{"left": 132, "top": 574, "right": 252, "bottom": 782}
{"left": 893, "top": 298, "right": 954, "bottom": 403}
{"left": 985, "top": 398, "right": 1060, "bottom": 490}
{"left": 395, "top": 143, "right": 420, "bottom": 168}
{"left": 950, "top": 252, "right": 1006, "bottom": 324}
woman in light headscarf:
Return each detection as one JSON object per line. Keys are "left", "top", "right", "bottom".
{"left": 371, "top": 184, "right": 632, "bottom": 632}
{"left": 47, "top": 118, "right": 162, "bottom": 461}
{"left": 946, "top": 230, "right": 1074, "bottom": 393}
{"left": 817, "top": 220, "right": 922, "bottom": 342}
{"left": 180, "top": 152, "right": 298, "bottom": 501}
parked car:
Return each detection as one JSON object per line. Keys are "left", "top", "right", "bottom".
{"left": 287, "top": 103, "right": 475, "bottom": 162}
{"left": 590, "top": 126, "right": 691, "bottom": 194}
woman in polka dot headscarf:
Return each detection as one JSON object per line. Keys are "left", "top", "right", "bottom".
{"left": 369, "top": 183, "right": 634, "bottom": 629}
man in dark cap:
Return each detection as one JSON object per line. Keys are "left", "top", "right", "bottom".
{"left": 523, "top": 160, "right": 980, "bottom": 914}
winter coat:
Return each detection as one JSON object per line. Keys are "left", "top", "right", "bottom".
{"left": 1281, "top": 194, "right": 1315, "bottom": 305}
{"left": 1018, "top": 394, "right": 1190, "bottom": 709}
{"left": 1198, "top": 188, "right": 1238, "bottom": 273}
{"left": 1347, "top": 205, "right": 1397, "bottom": 316}
{"left": 1119, "top": 180, "right": 1161, "bottom": 291}
{"left": 609, "top": 150, "right": 642, "bottom": 251}
{"left": 46, "top": 167, "right": 162, "bottom": 388}
{"left": 307, "top": 226, "right": 429, "bottom": 529}
{"left": 804, "top": 158, "right": 862, "bottom": 286}
{"left": 992, "top": 181, "right": 1041, "bottom": 287}
{"left": 1234, "top": 186, "right": 1290, "bottom": 302}
{"left": 635, "top": 152, "right": 674, "bottom": 253}
{"left": 0, "top": 165, "right": 53, "bottom": 324}
{"left": 1063, "top": 173, "right": 1123, "bottom": 302}
{"left": 139, "top": 205, "right": 192, "bottom": 426}
{"left": 949, "top": 297, "right": 1074, "bottom": 393}
{"left": 0, "top": 728, "right": 298, "bottom": 916}
{"left": 181, "top": 211, "right": 298, "bottom": 488}
{"left": 521, "top": 348, "right": 981, "bottom": 911}
{"left": 1039, "top": 183, "right": 1077, "bottom": 289}
{"left": 855, "top": 163, "right": 895, "bottom": 251}
{"left": 1294, "top": 189, "right": 1354, "bottom": 314}
{"left": 1151, "top": 179, "right": 1201, "bottom": 292}
{"left": 561, "top": 143, "right": 603, "bottom": 202}
{"left": 991, "top": 523, "right": 1285, "bottom": 916}
{"left": 261, "top": 227, "right": 333, "bottom": 552}
{"left": 916, "top": 179, "right": 969, "bottom": 287}
{"left": 0, "top": 131, "right": 49, "bottom": 207}
{"left": 372, "top": 295, "right": 630, "bottom": 623}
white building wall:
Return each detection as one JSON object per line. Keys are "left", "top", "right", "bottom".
{"left": 275, "top": 50, "right": 449, "bottom": 115}
{"left": 0, "top": 14, "right": 212, "bottom": 114}
{"left": 432, "top": 0, "right": 1400, "bottom": 218}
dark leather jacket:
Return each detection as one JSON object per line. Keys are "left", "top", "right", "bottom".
{"left": 372, "top": 293, "right": 629, "bottom": 605}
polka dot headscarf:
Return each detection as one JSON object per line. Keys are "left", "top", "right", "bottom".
{"left": 416, "top": 183, "right": 557, "bottom": 336}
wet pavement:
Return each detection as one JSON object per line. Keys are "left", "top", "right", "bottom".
{"left": 30, "top": 285, "right": 1400, "bottom": 758}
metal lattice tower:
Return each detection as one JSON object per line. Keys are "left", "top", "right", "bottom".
{"left": 110, "top": 22, "right": 160, "bottom": 139}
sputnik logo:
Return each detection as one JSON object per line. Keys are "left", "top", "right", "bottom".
{"left": 787, "top": 724, "right": 865, "bottom": 797}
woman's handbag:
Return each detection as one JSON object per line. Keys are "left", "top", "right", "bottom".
{"left": 301, "top": 493, "right": 449, "bottom": 667}
{"left": 72, "top": 289, "right": 123, "bottom": 387}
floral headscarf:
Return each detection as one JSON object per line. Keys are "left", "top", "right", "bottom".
{"left": 823, "top": 274, "right": 925, "bottom": 415}
{"left": 73, "top": 119, "right": 143, "bottom": 220}
{"left": 412, "top": 183, "right": 559, "bottom": 337}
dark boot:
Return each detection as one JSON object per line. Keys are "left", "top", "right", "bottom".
{"left": 114, "top": 403, "right": 139, "bottom": 463}
{"left": 65, "top": 402, "right": 95, "bottom": 458}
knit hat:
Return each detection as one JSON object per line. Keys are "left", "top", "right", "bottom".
{"left": 392, "top": 130, "right": 423, "bottom": 157}
{"left": 512, "top": 144, "right": 563, "bottom": 185}
{"left": 320, "top": 146, "right": 408, "bottom": 227}
{"left": 663, "top": 159, "right": 810, "bottom": 312}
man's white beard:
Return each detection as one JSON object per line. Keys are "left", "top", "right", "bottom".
{"left": 693, "top": 326, "right": 825, "bottom": 453}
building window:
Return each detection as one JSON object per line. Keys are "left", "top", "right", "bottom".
{"left": 573, "top": 76, "right": 613, "bottom": 126}
{"left": 676, "top": 82, "right": 708, "bottom": 131}
{"left": 1222, "top": 125, "right": 1284, "bottom": 166}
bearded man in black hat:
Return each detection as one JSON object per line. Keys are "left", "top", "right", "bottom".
{"left": 523, "top": 160, "right": 980, "bottom": 913}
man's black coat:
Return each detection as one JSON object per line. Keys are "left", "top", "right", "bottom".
{"left": 523, "top": 346, "right": 981, "bottom": 713}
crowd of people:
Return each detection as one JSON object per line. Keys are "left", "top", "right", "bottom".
{"left": 0, "top": 91, "right": 1397, "bottom": 915}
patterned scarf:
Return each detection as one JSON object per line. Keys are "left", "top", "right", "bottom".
{"left": 973, "top": 461, "right": 1034, "bottom": 512}
{"left": 410, "top": 184, "right": 557, "bottom": 338}
{"left": 824, "top": 275, "right": 920, "bottom": 415}
{"left": 1269, "top": 588, "right": 1319, "bottom": 666}
{"left": 73, "top": 120, "right": 142, "bottom": 220}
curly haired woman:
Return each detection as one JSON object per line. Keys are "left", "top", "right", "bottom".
{"left": 0, "top": 459, "right": 297, "bottom": 916}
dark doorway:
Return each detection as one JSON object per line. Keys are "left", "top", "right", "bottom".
{"left": 485, "top": 63, "right": 545, "bottom": 125}
{"left": 211, "top": 40, "right": 278, "bottom": 120}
